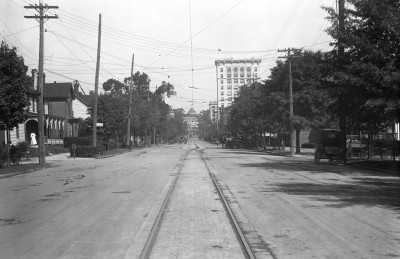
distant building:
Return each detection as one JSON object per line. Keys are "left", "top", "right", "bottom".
{"left": 209, "top": 101, "right": 218, "bottom": 123}
{"left": 182, "top": 108, "right": 199, "bottom": 138}
{"left": 215, "top": 58, "right": 262, "bottom": 108}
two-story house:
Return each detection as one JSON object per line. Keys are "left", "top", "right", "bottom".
{"left": 3, "top": 70, "right": 91, "bottom": 146}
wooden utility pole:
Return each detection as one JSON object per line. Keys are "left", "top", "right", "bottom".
{"left": 25, "top": 1, "right": 58, "bottom": 165}
{"left": 127, "top": 53, "right": 134, "bottom": 149}
{"left": 338, "top": 0, "right": 347, "bottom": 151}
{"left": 278, "top": 48, "right": 302, "bottom": 157}
{"left": 92, "top": 14, "right": 102, "bottom": 147}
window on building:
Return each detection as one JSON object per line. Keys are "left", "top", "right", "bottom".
{"left": 234, "top": 79, "right": 238, "bottom": 83}
{"left": 221, "top": 103, "right": 225, "bottom": 107}
{"left": 234, "top": 73, "right": 238, "bottom": 78}
{"left": 220, "top": 74, "right": 223, "bottom": 78}
{"left": 247, "top": 79, "right": 251, "bottom": 83}
{"left": 234, "top": 67, "right": 238, "bottom": 72}
{"left": 220, "top": 68, "right": 223, "bottom": 72}
{"left": 247, "top": 67, "right": 251, "bottom": 72}
{"left": 254, "top": 67, "right": 258, "bottom": 71}
{"left": 240, "top": 67, "right": 244, "bottom": 72}
{"left": 247, "top": 73, "right": 251, "bottom": 77}
{"left": 221, "top": 97, "right": 224, "bottom": 101}
{"left": 227, "top": 85, "right": 232, "bottom": 90}
{"left": 254, "top": 73, "right": 258, "bottom": 77}
{"left": 221, "top": 85, "right": 224, "bottom": 90}
{"left": 221, "top": 79, "right": 224, "bottom": 84}
{"left": 240, "top": 73, "right": 244, "bottom": 77}
{"left": 221, "top": 91, "right": 224, "bottom": 96}
{"left": 227, "top": 79, "right": 231, "bottom": 84}
{"left": 240, "top": 79, "right": 244, "bottom": 83}
{"left": 227, "top": 74, "right": 231, "bottom": 78}
{"left": 228, "top": 91, "right": 232, "bottom": 96}
{"left": 228, "top": 97, "right": 232, "bottom": 101}
{"left": 227, "top": 67, "right": 231, "bottom": 72}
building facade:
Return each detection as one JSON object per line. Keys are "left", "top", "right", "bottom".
{"left": 209, "top": 101, "right": 218, "bottom": 123}
{"left": 2, "top": 70, "right": 91, "bottom": 146}
{"left": 215, "top": 58, "right": 262, "bottom": 108}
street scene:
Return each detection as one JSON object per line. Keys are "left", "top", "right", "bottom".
{"left": 1, "top": 0, "right": 400, "bottom": 258}
{"left": 0, "top": 140, "right": 399, "bottom": 258}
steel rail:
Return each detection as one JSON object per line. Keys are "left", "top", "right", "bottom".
{"left": 198, "top": 142, "right": 256, "bottom": 259}
{"left": 139, "top": 144, "right": 191, "bottom": 259}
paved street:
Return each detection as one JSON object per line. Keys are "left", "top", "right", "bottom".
{"left": 0, "top": 145, "right": 187, "bottom": 258}
{"left": 0, "top": 141, "right": 399, "bottom": 258}
{"left": 201, "top": 140, "right": 400, "bottom": 258}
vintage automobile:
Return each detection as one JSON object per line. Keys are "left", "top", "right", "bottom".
{"left": 314, "top": 129, "right": 347, "bottom": 165}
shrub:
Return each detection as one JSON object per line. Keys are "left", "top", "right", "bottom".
{"left": 301, "top": 143, "right": 317, "bottom": 148}
{"left": 16, "top": 141, "right": 29, "bottom": 154}
{"left": 69, "top": 145, "right": 106, "bottom": 158}
{"left": 64, "top": 137, "right": 90, "bottom": 148}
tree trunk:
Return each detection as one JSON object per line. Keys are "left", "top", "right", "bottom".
{"left": 295, "top": 128, "right": 301, "bottom": 154}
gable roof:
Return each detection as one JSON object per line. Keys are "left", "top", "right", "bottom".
{"left": 76, "top": 92, "right": 94, "bottom": 106}
{"left": 43, "top": 82, "right": 75, "bottom": 101}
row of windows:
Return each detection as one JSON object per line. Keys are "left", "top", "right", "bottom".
{"left": 220, "top": 97, "right": 233, "bottom": 102}
{"left": 220, "top": 67, "right": 258, "bottom": 73}
{"left": 220, "top": 91, "right": 233, "bottom": 96}
{"left": 221, "top": 79, "right": 253, "bottom": 84}
{"left": 220, "top": 73, "right": 258, "bottom": 78}
{"left": 221, "top": 85, "right": 239, "bottom": 90}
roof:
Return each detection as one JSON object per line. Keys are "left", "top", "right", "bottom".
{"left": 76, "top": 92, "right": 94, "bottom": 106}
{"left": 187, "top": 107, "right": 198, "bottom": 115}
{"left": 215, "top": 58, "right": 262, "bottom": 65}
{"left": 43, "top": 82, "right": 75, "bottom": 101}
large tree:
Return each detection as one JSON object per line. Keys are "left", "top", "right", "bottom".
{"left": 323, "top": 0, "right": 400, "bottom": 132}
{"left": 0, "top": 41, "right": 30, "bottom": 130}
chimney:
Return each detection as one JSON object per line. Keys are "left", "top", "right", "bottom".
{"left": 31, "top": 69, "right": 38, "bottom": 90}
{"left": 73, "top": 81, "right": 80, "bottom": 95}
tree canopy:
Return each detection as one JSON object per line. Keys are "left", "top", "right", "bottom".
{"left": 0, "top": 41, "right": 30, "bottom": 130}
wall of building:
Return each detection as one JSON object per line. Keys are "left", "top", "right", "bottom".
{"left": 215, "top": 59, "right": 261, "bottom": 108}
{"left": 72, "top": 98, "right": 89, "bottom": 119}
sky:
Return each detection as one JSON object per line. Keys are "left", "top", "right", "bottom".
{"left": 1, "top": 0, "right": 336, "bottom": 113}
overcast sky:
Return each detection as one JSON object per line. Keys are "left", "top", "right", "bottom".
{"left": 1, "top": 0, "right": 335, "bottom": 112}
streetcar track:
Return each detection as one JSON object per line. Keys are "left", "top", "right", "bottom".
{"left": 139, "top": 144, "right": 190, "bottom": 259}
{"left": 140, "top": 140, "right": 258, "bottom": 259}
{"left": 198, "top": 142, "right": 257, "bottom": 259}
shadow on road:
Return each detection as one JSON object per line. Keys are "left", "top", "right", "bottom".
{"left": 271, "top": 180, "right": 400, "bottom": 210}
{"left": 238, "top": 160, "right": 400, "bottom": 210}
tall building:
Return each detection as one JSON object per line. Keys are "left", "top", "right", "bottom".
{"left": 215, "top": 58, "right": 262, "bottom": 108}
{"left": 209, "top": 101, "right": 218, "bottom": 123}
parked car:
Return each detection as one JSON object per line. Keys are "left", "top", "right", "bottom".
{"left": 314, "top": 129, "right": 347, "bottom": 165}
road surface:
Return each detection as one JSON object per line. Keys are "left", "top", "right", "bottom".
{"left": 0, "top": 140, "right": 399, "bottom": 258}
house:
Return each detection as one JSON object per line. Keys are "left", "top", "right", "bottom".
{"left": 3, "top": 70, "right": 91, "bottom": 146}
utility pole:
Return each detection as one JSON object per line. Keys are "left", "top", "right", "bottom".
{"left": 127, "top": 53, "right": 134, "bottom": 149}
{"left": 338, "top": 0, "right": 347, "bottom": 153}
{"left": 25, "top": 1, "right": 58, "bottom": 165}
{"left": 92, "top": 14, "right": 101, "bottom": 147}
{"left": 278, "top": 48, "right": 302, "bottom": 157}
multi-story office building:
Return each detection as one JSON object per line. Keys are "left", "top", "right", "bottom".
{"left": 215, "top": 58, "right": 262, "bottom": 108}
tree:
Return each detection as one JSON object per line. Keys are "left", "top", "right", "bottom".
{"left": 167, "top": 108, "right": 187, "bottom": 141}
{"left": 323, "top": 0, "right": 400, "bottom": 133}
{"left": 0, "top": 41, "right": 30, "bottom": 131}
